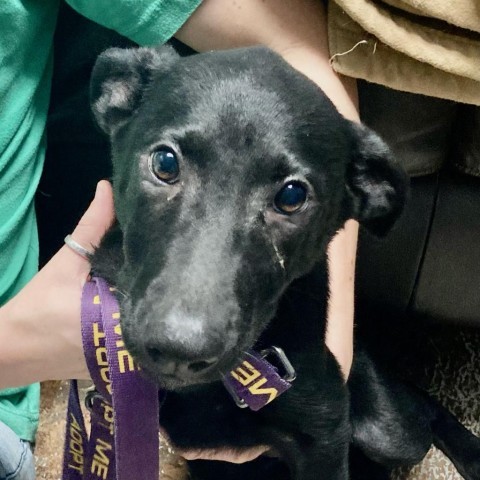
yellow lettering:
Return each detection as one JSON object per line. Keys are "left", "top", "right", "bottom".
{"left": 68, "top": 461, "right": 84, "bottom": 473}
{"left": 248, "top": 377, "right": 278, "bottom": 404}
{"left": 114, "top": 324, "right": 124, "bottom": 348}
{"left": 112, "top": 312, "right": 120, "bottom": 319}
{"left": 70, "top": 434, "right": 83, "bottom": 451}
{"left": 117, "top": 349, "right": 135, "bottom": 373}
{"left": 69, "top": 416, "right": 83, "bottom": 445}
{"left": 94, "top": 438, "right": 112, "bottom": 462}
{"left": 98, "top": 367, "right": 112, "bottom": 395}
{"left": 93, "top": 322, "right": 105, "bottom": 347}
{"left": 99, "top": 402, "right": 114, "bottom": 435}
{"left": 231, "top": 361, "right": 261, "bottom": 386}
{"left": 91, "top": 439, "right": 112, "bottom": 479}
{"left": 70, "top": 413, "right": 83, "bottom": 432}
{"left": 102, "top": 403, "right": 114, "bottom": 424}
{"left": 68, "top": 413, "right": 84, "bottom": 473}
{"left": 96, "top": 346, "right": 108, "bottom": 366}
{"left": 91, "top": 459, "right": 109, "bottom": 480}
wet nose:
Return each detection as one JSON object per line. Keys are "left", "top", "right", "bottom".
{"left": 145, "top": 345, "right": 220, "bottom": 376}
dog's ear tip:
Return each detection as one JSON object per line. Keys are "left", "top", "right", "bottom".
{"left": 359, "top": 203, "right": 405, "bottom": 238}
{"left": 90, "top": 45, "right": 180, "bottom": 135}
{"left": 346, "top": 123, "right": 409, "bottom": 236}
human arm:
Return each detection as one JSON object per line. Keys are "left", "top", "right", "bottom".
{"left": 0, "top": 181, "right": 114, "bottom": 389}
{"left": 175, "top": 0, "right": 359, "bottom": 378}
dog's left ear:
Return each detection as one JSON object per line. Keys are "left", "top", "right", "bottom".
{"left": 90, "top": 45, "right": 180, "bottom": 135}
{"left": 345, "top": 123, "right": 409, "bottom": 237}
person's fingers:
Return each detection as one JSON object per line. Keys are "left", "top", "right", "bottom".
{"left": 179, "top": 445, "right": 270, "bottom": 463}
{"left": 59, "top": 181, "right": 115, "bottom": 278}
{"left": 71, "top": 180, "right": 115, "bottom": 251}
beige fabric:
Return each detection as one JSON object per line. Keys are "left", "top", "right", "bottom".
{"left": 383, "top": 0, "right": 480, "bottom": 33}
{"left": 328, "top": 0, "right": 480, "bottom": 105}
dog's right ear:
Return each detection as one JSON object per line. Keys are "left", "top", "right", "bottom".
{"left": 344, "top": 123, "right": 409, "bottom": 237}
{"left": 90, "top": 45, "right": 179, "bottom": 135}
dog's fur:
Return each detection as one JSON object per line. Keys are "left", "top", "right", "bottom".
{"left": 89, "top": 45, "right": 480, "bottom": 479}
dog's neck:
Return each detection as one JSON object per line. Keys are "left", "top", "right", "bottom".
{"left": 257, "top": 260, "right": 329, "bottom": 355}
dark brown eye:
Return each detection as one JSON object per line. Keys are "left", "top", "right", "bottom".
{"left": 274, "top": 181, "right": 308, "bottom": 214}
{"left": 149, "top": 148, "right": 179, "bottom": 183}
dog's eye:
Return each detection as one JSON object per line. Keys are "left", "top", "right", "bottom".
{"left": 274, "top": 181, "right": 308, "bottom": 214}
{"left": 150, "top": 148, "right": 179, "bottom": 184}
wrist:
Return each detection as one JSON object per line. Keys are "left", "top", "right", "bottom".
{"left": 0, "top": 300, "right": 40, "bottom": 388}
{"left": 277, "top": 46, "right": 359, "bottom": 121}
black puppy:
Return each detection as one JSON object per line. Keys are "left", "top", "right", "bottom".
{"left": 89, "top": 46, "right": 480, "bottom": 479}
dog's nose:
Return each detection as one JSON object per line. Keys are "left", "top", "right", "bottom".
{"left": 139, "top": 309, "right": 232, "bottom": 379}
{"left": 145, "top": 344, "right": 220, "bottom": 376}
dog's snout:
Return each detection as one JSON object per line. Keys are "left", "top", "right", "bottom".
{"left": 187, "top": 358, "right": 219, "bottom": 373}
{"left": 140, "top": 309, "right": 229, "bottom": 382}
{"left": 131, "top": 293, "right": 240, "bottom": 385}
{"left": 145, "top": 342, "right": 220, "bottom": 377}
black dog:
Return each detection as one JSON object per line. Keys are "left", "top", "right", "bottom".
{"left": 89, "top": 45, "right": 480, "bottom": 479}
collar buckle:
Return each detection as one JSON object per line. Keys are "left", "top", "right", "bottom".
{"left": 223, "top": 346, "right": 296, "bottom": 411}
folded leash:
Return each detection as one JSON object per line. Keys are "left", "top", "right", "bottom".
{"left": 62, "top": 277, "right": 160, "bottom": 480}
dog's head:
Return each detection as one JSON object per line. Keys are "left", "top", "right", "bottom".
{"left": 90, "top": 46, "right": 407, "bottom": 389}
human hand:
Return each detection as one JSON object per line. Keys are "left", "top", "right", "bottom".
{"left": 178, "top": 445, "right": 270, "bottom": 463}
{"left": 0, "top": 181, "right": 115, "bottom": 388}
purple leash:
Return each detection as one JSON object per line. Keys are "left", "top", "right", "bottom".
{"left": 62, "top": 277, "right": 296, "bottom": 479}
{"left": 63, "top": 277, "right": 160, "bottom": 480}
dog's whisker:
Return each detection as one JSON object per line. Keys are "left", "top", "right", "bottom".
{"left": 114, "top": 288, "right": 129, "bottom": 299}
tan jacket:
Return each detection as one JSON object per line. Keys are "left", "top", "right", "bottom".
{"left": 328, "top": 0, "right": 480, "bottom": 105}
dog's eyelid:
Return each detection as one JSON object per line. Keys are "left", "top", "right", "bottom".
{"left": 277, "top": 176, "right": 313, "bottom": 196}
{"left": 148, "top": 140, "right": 181, "bottom": 156}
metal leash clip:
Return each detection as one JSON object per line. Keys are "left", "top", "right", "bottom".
{"left": 84, "top": 387, "right": 105, "bottom": 412}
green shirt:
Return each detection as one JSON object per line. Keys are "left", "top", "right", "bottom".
{"left": 0, "top": 0, "right": 201, "bottom": 442}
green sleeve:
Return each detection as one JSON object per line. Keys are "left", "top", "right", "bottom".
{"left": 66, "top": 0, "right": 203, "bottom": 46}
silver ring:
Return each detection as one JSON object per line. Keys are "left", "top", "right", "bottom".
{"left": 64, "top": 235, "right": 93, "bottom": 259}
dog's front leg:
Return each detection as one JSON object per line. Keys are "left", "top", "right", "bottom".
{"left": 275, "top": 437, "right": 349, "bottom": 480}
{"left": 187, "top": 457, "right": 290, "bottom": 480}
{"left": 294, "top": 447, "right": 349, "bottom": 480}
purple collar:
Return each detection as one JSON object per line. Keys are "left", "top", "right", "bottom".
{"left": 222, "top": 347, "right": 296, "bottom": 411}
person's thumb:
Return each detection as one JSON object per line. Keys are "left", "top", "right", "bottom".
{"left": 67, "top": 180, "right": 115, "bottom": 263}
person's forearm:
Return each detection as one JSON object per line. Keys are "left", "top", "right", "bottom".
{"left": 177, "top": 0, "right": 359, "bottom": 377}
{"left": 0, "top": 301, "right": 49, "bottom": 388}
{"left": 0, "top": 181, "right": 113, "bottom": 389}
{"left": 0, "top": 303, "right": 26, "bottom": 388}
{"left": 326, "top": 220, "right": 358, "bottom": 378}
{"left": 177, "top": 0, "right": 359, "bottom": 119}
{"left": 0, "top": 250, "right": 86, "bottom": 389}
